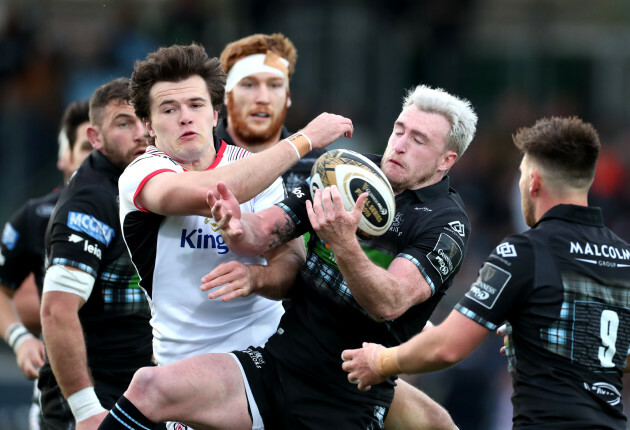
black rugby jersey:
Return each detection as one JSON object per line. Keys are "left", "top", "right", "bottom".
{"left": 265, "top": 156, "right": 470, "bottom": 405}
{"left": 0, "top": 189, "right": 60, "bottom": 294}
{"left": 214, "top": 117, "right": 327, "bottom": 193}
{"left": 457, "top": 204, "right": 630, "bottom": 429}
{"left": 44, "top": 150, "right": 152, "bottom": 372}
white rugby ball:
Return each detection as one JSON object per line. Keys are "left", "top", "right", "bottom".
{"left": 309, "top": 149, "right": 396, "bottom": 238}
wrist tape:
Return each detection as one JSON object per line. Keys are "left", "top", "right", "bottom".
{"left": 375, "top": 346, "right": 402, "bottom": 377}
{"left": 283, "top": 132, "right": 312, "bottom": 158}
{"left": 5, "top": 322, "right": 35, "bottom": 354}
{"left": 67, "top": 386, "right": 106, "bottom": 423}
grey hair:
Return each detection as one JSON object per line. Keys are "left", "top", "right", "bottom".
{"left": 402, "top": 84, "right": 477, "bottom": 159}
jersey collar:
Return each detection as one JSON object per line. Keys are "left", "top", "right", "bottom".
{"left": 536, "top": 204, "right": 604, "bottom": 228}
{"left": 406, "top": 175, "right": 451, "bottom": 202}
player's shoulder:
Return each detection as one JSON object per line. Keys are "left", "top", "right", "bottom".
{"left": 487, "top": 232, "right": 534, "bottom": 268}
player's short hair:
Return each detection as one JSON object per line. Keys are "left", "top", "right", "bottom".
{"left": 59, "top": 99, "right": 89, "bottom": 151}
{"left": 513, "top": 116, "right": 600, "bottom": 187}
{"left": 131, "top": 43, "right": 225, "bottom": 121}
{"left": 220, "top": 33, "right": 297, "bottom": 79}
{"left": 89, "top": 77, "right": 132, "bottom": 127}
{"left": 402, "top": 85, "right": 477, "bottom": 160}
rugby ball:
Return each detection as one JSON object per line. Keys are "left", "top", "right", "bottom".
{"left": 309, "top": 149, "right": 396, "bottom": 238}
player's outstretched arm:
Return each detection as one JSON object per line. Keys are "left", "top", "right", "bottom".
{"left": 342, "top": 310, "right": 490, "bottom": 391}
{"left": 138, "top": 113, "right": 353, "bottom": 217}
{"left": 208, "top": 182, "right": 300, "bottom": 257}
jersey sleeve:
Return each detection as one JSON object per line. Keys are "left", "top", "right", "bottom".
{"left": 47, "top": 186, "right": 117, "bottom": 278}
{"left": 400, "top": 209, "right": 470, "bottom": 297}
{"left": 455, "top": 234, "right": 534, "bottom": 331}
{"left": 119, "top": 154, "right": 182, "bottom": 214}
{"left": 0, "top": 203, "right": 33, "bottom": 289}
{"left": 274, "top": 180, "right": 312, "bottom": 237}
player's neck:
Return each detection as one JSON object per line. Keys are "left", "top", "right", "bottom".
{"left": 226, "top": 125, "right": 282, "bottom": 154}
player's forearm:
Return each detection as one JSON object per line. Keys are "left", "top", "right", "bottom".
{"left": 213, "top": 140, "right": 299, "bottom": 203}
{"left": 396, "top": 330, "right": 457, "bottom": 375}
{"left": 252, "top": 238, "right": 305, "bottom": 300}
{"left": 333, "top": 242, "right": 410, "bottom": 321}
{"left": 144, "top": 142, "right": 298, "bottom": 217}
{"left": 227, "top": 207, "right": 298, "bottom": 257}
{"left": 0, "top": 285, "right": 20, "bottom": 338}
{"left": 41, "top": 303, "right": 93, "bottom": 397}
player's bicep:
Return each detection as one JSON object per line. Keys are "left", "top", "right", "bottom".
{"left": 133, "top": 170, "right": 180, "bottom": 213}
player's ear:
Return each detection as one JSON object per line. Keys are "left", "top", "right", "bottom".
{"left": 145, "top": 121, "right": 156, "bottom": 138}
{"left": 529, "top": 170, "right": 542, "bottom": 196}
{"left": 86, "top": 126, "right": 102, "bottom": 150}
{"left": 438, "top": 150, "right": 457, "bottom": 173}
{"left": 286, "top": 89, "right": 292, "bottom": 108}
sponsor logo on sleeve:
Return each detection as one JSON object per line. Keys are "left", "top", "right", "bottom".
{"left": 1, "top": 223, "right": 19, "bottom": 251}
{"left": 496, "top": 242, "right": 517, "bottom": 258}
{"left": 448, "top": 221, "right": 465, "bottom": 237}
{"left": 68, "top": 234, "right": 84, "bottom": 243}
{"left": 426, "top": 233, "right": 463, "bottom": 282}
{"left": 67, "top": 212, "right": 114, "bottom": 246}
{"left": 66, "top": 234, "right": 102, "bottom": 260}
{"left": 35, "top": 203, "right": 55, "bottom": 217}
{"left": 466, "top": 262, "right": 511, "bottom": 308}
{"left": 292, "top": 188, "right": 305, "bottom": 199}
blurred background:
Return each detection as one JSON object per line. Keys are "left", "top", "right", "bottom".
{"left": 1, "top": 0, "right": 630, "bottom": 428}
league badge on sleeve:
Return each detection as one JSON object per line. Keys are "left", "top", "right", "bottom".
{"left": 466, "top": 262, "right": 511, "bottom": 309}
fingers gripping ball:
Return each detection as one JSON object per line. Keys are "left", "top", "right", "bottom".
{"left": 309, "top": 149, "right": 396, "bottom": 238}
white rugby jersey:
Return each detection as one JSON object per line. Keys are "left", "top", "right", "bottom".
{"left": 119, "top": 143, "right": 285, "bottom": 365}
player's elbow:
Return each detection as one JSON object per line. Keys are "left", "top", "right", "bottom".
{"left": 367, "top": 304, "right": 407, "bottom": 322}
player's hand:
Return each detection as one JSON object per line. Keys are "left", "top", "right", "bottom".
{"left": 300, "top": 113, "right": 353, "bottom": 149}
{"left": 306, "top": 186, "right": 367, "bottom": 246}
{"left": 16, "top": 337, "right": 45, "bottom": 379}
{"left": 341, "top": 342, "right": 388, "bottom": 391}
{"left": 497, "top": 323, "right": 508, "bottom": 355}
{"left": 76, "top": 411, "right": 107, "bottom": 430}
{"left": 207, "top": 182, "right": 243, "bottom": 240}
{"left": 201, "top": 261, "right": 255, "bottom": 302}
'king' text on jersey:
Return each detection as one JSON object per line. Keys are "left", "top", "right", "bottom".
{"left": 180, "top": 228, "right": 229, "bottom": 254}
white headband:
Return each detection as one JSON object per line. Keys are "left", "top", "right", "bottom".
{"left": 225, "top": 52, "right": 289, "bottom": 93}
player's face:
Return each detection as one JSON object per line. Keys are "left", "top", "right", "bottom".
{"left": 98, "top": 101, "right": 149, "bottom": 171}
{"left": 227, "top": 72, "right": 289, "bottom": 146}
{"left": 519, "top": 155, "right": 536, "bottom": 227}
{"left": 381, "top": 106, "right": 456, "bottom": 194}
{"left": 70, "top": 122, "right": 92, "bottom": 171}
{"left": 146, "top": 75, "right": 218, "bottom": 168}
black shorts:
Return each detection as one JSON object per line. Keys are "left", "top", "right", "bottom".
{"left": 232, "top": 346, "right": 388, "bottom": 429}
{"left": 38, "top": 364, "right": 135, "bottom": 430}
